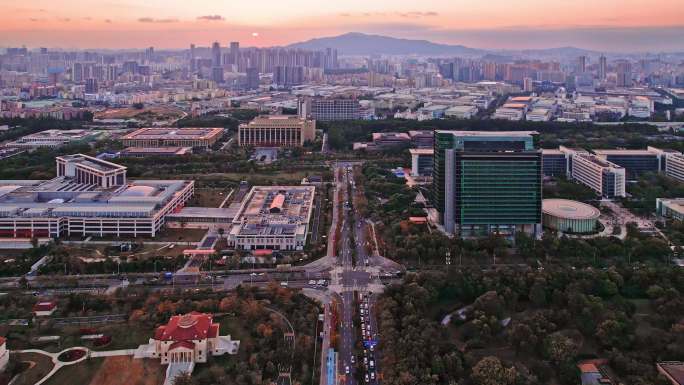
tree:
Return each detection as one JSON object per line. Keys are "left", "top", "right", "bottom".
{"left": 529, "top": 280, "right": 547, "bottom": 307}
{"left": 509, "top": 323, "right": 538, "bottom": 353}
{"left": 473, "top": 291, "right": 504, "bottom": 318}
{"left": 471, "top": 356, "right": 517, "bottom": 385}
{"left": 596, "top": 319, "right": 631, "bottom": 349}
{"left": 543, "top": 333, "right": 578, "bottom": 365}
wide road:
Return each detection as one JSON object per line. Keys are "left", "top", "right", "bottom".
{"left": 337, "top": 163, "right": 357, "bottom": 385}
{"left": 334, "top": 162, "right": 396, "bottom": 385}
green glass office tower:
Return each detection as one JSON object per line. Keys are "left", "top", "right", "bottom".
{"left": 433, "top": 131, "right": 542, "bottom": 238}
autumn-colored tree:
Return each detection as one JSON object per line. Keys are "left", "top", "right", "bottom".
{"left": 218, "top": 295, "right": 238, "bottom": 313}
{"left": 471, "top": 356, "right": 517, "bottom": 385}
{"left": 544, "top": 332, "right": 578, "bottom": 365}
{"left": 129, "top": 309, "right": 145, "bottom": 322}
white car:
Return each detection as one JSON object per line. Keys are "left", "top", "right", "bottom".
{"left": 309, "top": 280, "right": 316, "bottom": 285}
{"left": 371, "top": 372, "right": 376, "bottom": 380}
{"left": 345, "top": 366, "right": 350, "bottom": 375}
{"left": 369, "top": 360, "right": 375, "bottom": 369}
{"left": 365, "top": 374, "right": 370, "bottom": 383}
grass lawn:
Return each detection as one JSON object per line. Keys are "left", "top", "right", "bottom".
{"left": 10, "top": 352, "right": 55, "bottom": 385}
{"left": 186, "top": 188, "right": 232, "bottom": 208}
{"left": 91, "top": 322, "right": 154, "bottom": 351}
{"left": 85, "top": 356, "right": 164, "bottom": 385}
{"left": 150, "top": 228, "right": 207, "bottom": 243}
{"left": 43, "top": 357, "right": 104, "bottom": 385}
{"left": 212, "top": 315, "right": 253, "bottom": 348}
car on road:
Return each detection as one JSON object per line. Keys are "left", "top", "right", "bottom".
{"left": 345, "top": 365, "right": 350, "bottom": 375}
{"left": 364, "top": 374, "right": 369, "bottom": 383}
{"left": 370, "top": 372, "right": 376, "bottom": 380}
{"left": 350, "top": 355, "right": 355, "bottom": 364}
{"left": 280, "top": 282, "right": 288, "bottom": 287}
{"left": 308, "top": 280, "right": 316, "bottom": 285}
{"left": 369, "top": 360, "right": 375, "bottom": 369}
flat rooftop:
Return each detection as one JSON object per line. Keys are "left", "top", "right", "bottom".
{"left": 122, "top": 127, "right": 224, "bottom": 140}
{"left": 0, "top": 177, "right": 191, "bottom": 220}
{"left": 57, "top": 154, "right": 126, "bottom": 173}
{"left": 577, "top": 154, "right": 623, "bottom": 169}
{"left": 436, "top": 130, "right": 538, "bottom": 137}
{"left": 121, "top": 147, "right": 192, "bottom": 154}
{"left": 167, "top": 207, "right": 237, "bottom": 219}
{"left": 409, "top": 148, "right": 434, "bottom": 155}
{"left": 658, "top": 362, "right": 684, "bottom": 385}
{"left": 231, "top": 186, "right": 315, "bottom": 237}
{"left": 593, "top": 149, "right": 659, "bottom": 156}
{"left": 372, "top": 132, "right": 410, "bottom": 141}
{"left": 543, "top": 199, "right": 601, "bottom": 220}
{"left": 20, "top": 129, "right": 91, "bottom": 139}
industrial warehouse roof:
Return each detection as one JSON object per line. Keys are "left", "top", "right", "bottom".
{"left": 542, "top": 199, "right": 601, "bottom": 220}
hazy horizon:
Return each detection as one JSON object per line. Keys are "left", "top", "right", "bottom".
{"left": 3, "top": 0, "right": 684, "bottom": 52}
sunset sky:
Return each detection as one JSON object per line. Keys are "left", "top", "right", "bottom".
{"left": 2, "top": 0, "right": 684, "bottom": 51}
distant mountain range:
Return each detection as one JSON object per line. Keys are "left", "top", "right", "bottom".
{"left": 287, "top": 32, "right": 485, "bottom": 56}
{"left": 286, "top": 32, "right": 599, "bottom": 57}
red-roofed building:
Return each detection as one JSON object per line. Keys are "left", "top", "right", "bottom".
{"left": 33, "top": 301, "right": 57, "bottom": 317}
{"left": 148, "top": 312, "right": 239, "bottom": 364}
{"left": 578, "top": 359, "right": 615, "bottom": 385}
{"left": 409, "top": 216, "right": 428, "bottom": 225}
{"left": 0, "top": 336, "right": 8, "bottom": 372}
{"left": 658, "top": 362, "right": 684, "bottom": 385}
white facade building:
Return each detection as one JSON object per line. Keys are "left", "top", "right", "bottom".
{"left": 227, "top": 186, "right": 315, "bottom": 251}
{"left": 563, "top": 148, "right": 626, "bottom": 198}
{"left": 0, "top": 155, "right": 194, "bottom": 239}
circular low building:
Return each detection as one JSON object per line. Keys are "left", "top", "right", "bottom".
{"left": 542, "top": 199, "right": 601, "bottom": 233}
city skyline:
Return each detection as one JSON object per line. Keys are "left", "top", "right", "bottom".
{"left": 2, "top": 0, "right": 684, "bottom": 51}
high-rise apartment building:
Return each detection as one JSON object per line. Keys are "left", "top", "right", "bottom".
{"left": 245, "top": 67, "right": 259, "bottom": 90}
{"left": 211, "top": 42, "right": 222, "bottom": 67}
{"left": 433, "top": 131, "right": 542, "bottom": 238}
{"left": 577, "top": 56, "right": 587, "bottom": 73}
{"left": 211, "top": 66, "right": 224, "bottom": 83}
{"left": 85, "top": 78, "right": 98, "bottom": 94}
{"left": 229, "top": 42, "right": 240, "bottom": 65}
{"left": 274, "top": 66, "right": 304, "bottom": 87}
{"left": 598, "top": 55, "right": 607, "bottom": 80}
